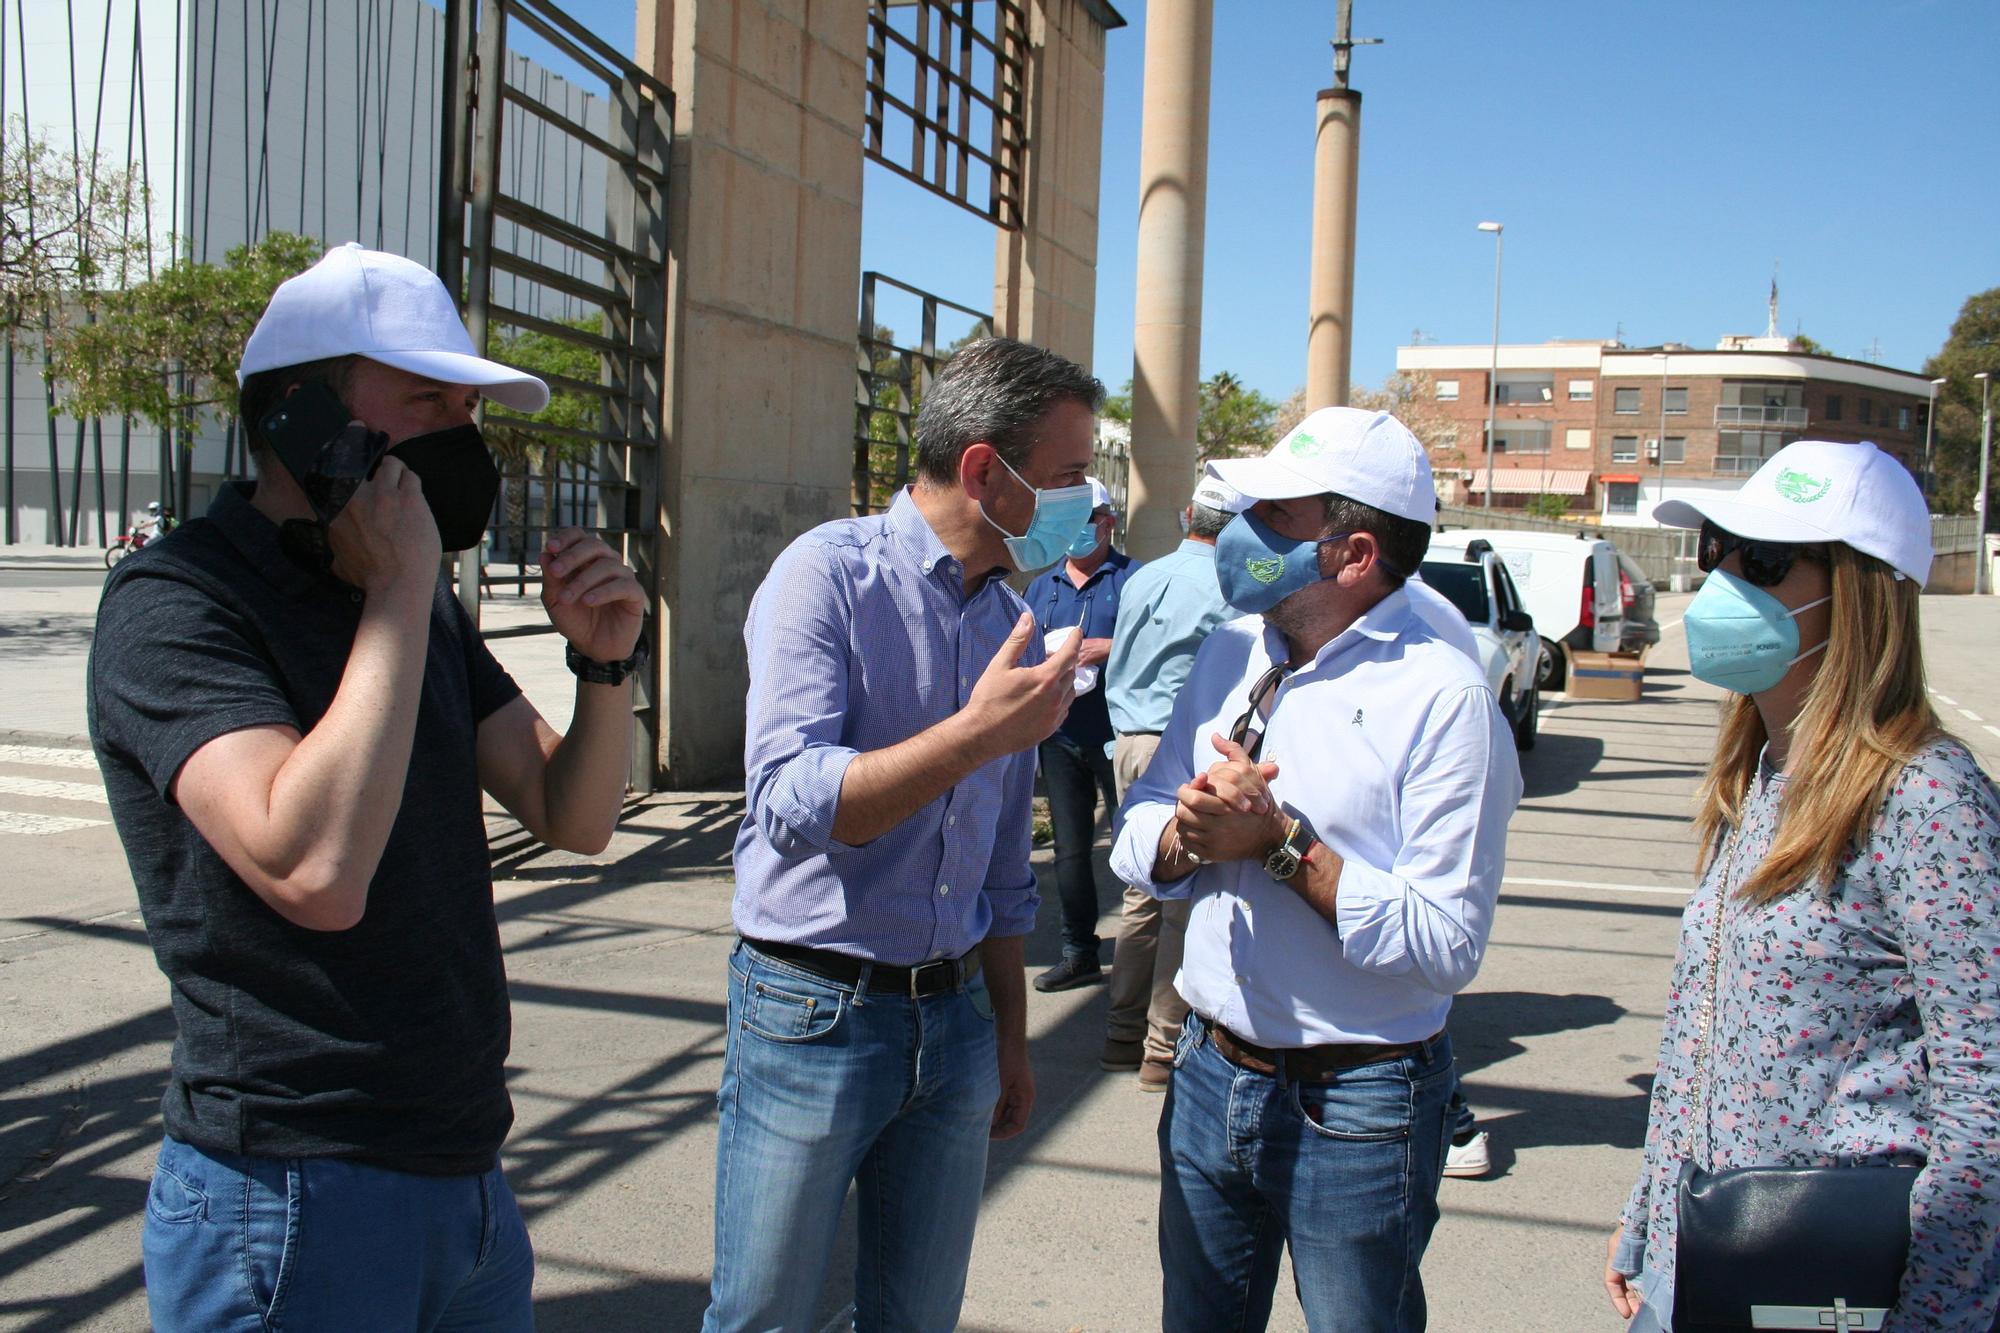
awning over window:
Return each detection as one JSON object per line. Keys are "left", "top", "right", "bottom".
{"left": 1599, "top": 473, "right": 1642, "bottom": 484}
{"left": 1460, "top": 468, "right": 1594, "bottom": 496}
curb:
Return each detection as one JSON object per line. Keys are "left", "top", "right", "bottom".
{"left": 0, "top": 729, "right": 92, "bottom": 750}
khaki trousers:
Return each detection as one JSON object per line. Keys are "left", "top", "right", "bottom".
{"left": 1104, "top": 732, "right": 1191, "bottom": 1066}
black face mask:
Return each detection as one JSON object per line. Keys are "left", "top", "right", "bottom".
{"left": 383, "top": 423, "right": 500, "bottom": 553}
{"left": 260, "top": 384, "right": 499, "bottom": 571}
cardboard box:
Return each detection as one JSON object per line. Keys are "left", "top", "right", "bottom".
{"left": 1567, "top": 649, "right": 1644, "bottom": 701}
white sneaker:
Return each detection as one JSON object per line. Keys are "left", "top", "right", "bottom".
{"left": 1443, "top": 1130, "right": 1490, "bottom": 1178}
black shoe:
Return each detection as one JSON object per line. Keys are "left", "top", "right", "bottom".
{"left": 1033, "top": 956, "right": 1104, "bottom": 992}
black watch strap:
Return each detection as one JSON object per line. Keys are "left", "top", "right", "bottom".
{"left": 566, "top": 639, "right": 648, "bottom": 685}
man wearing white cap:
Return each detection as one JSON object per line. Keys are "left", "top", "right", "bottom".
{"left": 1025, "top": 475, "right": 1141, "bottom": 992}
{"left": 1110, "top": 407, "right": 1520, "bottom": 1329}
{"left": 1099, "top": 472, "right": 1241, "bottom": 1087}
{"left": 88, "top": 243, "right": 646, "bottom": 1330}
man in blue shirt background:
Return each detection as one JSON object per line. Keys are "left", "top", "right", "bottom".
{"left": 1099, "top": 475, "right": 1239, "bottom": 1084}
{"left": 711, "top": 337, "right": 1101, "bottom": 1332}
{"left": 1025, "top": 478, "right": 1140, "bottom": 993}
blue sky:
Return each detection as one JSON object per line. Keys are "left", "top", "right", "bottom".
{"left": 531, "top": 0, "right": 1998, "bottom": 400}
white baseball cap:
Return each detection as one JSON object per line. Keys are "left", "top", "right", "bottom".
{"left": 238, "top": 242, "right": 551, "bottom": 413}
{"left": 1205, "top": 406, "right": 1435, "bottom": 525}
{"left": 1086, "top": 476, "right": 1115, "bottom": 513}
{"left": 1652, "top": 440, "right": 1931, "bottom": 584}
{"left": 1191, "top": 473, "right": 1244, "bottom": 514}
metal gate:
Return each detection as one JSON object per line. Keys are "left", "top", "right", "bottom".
{"left": 438, "top": 0, "right": 672, "bottom": 792}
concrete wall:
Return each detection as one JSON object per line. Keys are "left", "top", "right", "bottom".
{"left": 994, "top": 0, "right": 1109, "bottom": 371}
{"left": 653, "top": 0, "right": 866, "bottom": 785}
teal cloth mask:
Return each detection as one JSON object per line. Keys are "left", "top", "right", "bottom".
{"left": 1684, "top": 568, "right": 1830, "bottom": 694}
{"left": 980, "top": 455, "right": 1096, "bottom": 573}
{"left": 1213, "top": 511, "right": 1349, "bottom": 614}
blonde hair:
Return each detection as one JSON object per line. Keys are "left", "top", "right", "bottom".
{"left": 1694, "top": 543, "right": 1943, "bottom": 904}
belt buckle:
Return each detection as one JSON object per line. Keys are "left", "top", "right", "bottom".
{"left": 909, "top": 956, "right": 955, "bottom": 998}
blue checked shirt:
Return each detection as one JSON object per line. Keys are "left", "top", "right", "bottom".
{"left": 732, "top": 489, "right": 1042, "bottom": 965}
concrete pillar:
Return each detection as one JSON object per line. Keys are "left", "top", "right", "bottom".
{"left": 994, "top": 0, "right": 1112, "bottom": 370}
{"left": 646, "top": 0, "right": 867, "bottom": 785}
{"left": 1125, "top": 0, "right": 1213, "bottom": 560}
{"left": 1306, "top": 87, "right": 1361, "bottom": 411}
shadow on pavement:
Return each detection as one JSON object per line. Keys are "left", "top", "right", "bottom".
{"left": 0, "top": 613, "right": 96, "bottom": 660}
{"left": 1520, "top": 731, "right": 1606, "bottom": 798}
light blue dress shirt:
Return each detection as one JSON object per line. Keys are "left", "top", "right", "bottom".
{"left": 732, "top": 489, "right": 1041, "bottom": 965}
{"left": 1109, "top": 589, "right": 1522, "bottom": 1046}
{"left": 1104, "top": 539, "right": 1233, "bottom": 737}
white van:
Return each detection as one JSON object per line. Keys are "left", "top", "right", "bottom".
{"left": 1437, "top": 528, "right": 1624, "bottom": 691}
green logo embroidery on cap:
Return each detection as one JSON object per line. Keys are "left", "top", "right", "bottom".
{"left": 1247, "top": 555, "right": 1286, "bottom": 584}
{"left": 1773, "top": 468, "right": 1831, "bottom": 504}
{"left": 1287, "top": 432, "right": 1326, "bottom": 458}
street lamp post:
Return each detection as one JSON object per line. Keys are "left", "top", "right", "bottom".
{"left": 1654, "top": 349, "right": 1670, "bottom": 524}
{"left": 1925, "top": 376, "right": 1947, "bottom": 508}
{"left": 1478, "top": 221, "right": 1503, "bottom": 510}
{"left": 1978, "top": 371, "right": 1993, "bottom": 596}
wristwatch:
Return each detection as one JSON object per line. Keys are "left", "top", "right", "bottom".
{"left": 566, "top": 639, "right": 649, "bottom": 686}
{"left": 1262, "top": 816, "right": 1317, "bottom": 882}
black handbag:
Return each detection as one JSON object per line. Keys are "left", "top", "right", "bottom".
{"left": 1672, "top": 1159, "right": 1917, "bottom": 1331}
{"left": 1669, "top": 830, "right": 1921, "bottom": 1333}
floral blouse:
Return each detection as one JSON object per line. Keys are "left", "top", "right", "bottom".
{"left": 1615, "top": 738, "right": 2000, "bottom": 1331}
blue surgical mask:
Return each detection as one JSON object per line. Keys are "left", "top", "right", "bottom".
{"left": 980, "top": 456, "right": 1096, "bottom": 573}
{"left": 1684, "top": 569, "right": 1831, "bottom": 694}
{"left": 1213, "top": 510, "right": 1349, "bottom": 614}
{"left": 1065, "top": 515, "right": 1106, "bottom": 560}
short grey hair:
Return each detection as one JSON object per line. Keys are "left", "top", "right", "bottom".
{"left": 1187, "top": 501, "right": 1231, "bottom": 540}
{"left": 914, "top": 337, "right": 1105, "bottom": 485}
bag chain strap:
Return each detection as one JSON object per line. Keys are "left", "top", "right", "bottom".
{"left": 1685, "top": 826, "right": 1746, "bottom": 1167}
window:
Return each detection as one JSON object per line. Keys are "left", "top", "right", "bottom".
{"left": 1607, "top": 481, "right": 1639, "bottom": 515}
{"left": 1662, "top": 436, "right": 1686, "bottom": 464}
{"left": 1565, "top": 428, "right": 1592, "bottom": 451}
{"left": 1612, "top": 435, "right": 1639, "bottom": 463}
{"left": 1897, "top": 406, "right": 1911, "bottom": 432}
{"left": 1435, "top": 379, "right": 1459, "bottom": 401}
{"left": 1494, "top": 373, "right": 1554, "bottom": 405}
{"left": 1718, "top": 380, "right": 1807, "bottom": 428}
{"left": 1436, "top": 426, "right": 1459, "bottom": 451}
{"left": 1663, "top": 387, "right": 1688, "bottom": 415}
{"left": 1492, "top": 421, "right": 1553, "bottom": 454}
{"left": 1826, "top": 394, "right": 1843, "bottom": 421}
{"left": 1860, "top": 398, "right": 1874, "bottom": 425}
{"left": 1568, "top": 379, "right": 1594, "bottom": 401}
{"left": 1717, "top": 430, "right": 1789, "bottom": 474}
{"left": 1614, "top": 387, "right": 1641, "bottom": 414}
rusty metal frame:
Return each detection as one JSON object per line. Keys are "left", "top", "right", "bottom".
{"left": 864, "top": 0, "right": 1027, "bottom": 229}
{"left": 854, "top": 272, "right": 993, "bottom": 514}
{"left": 442, "top": 0, "right": 673, "bottom": 791}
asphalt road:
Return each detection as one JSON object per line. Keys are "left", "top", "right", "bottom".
{"left": 2, "top": 589, "right": 1997, "bottom": 1330}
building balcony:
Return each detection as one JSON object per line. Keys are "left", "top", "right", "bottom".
{"left": 1713, "top": 456, "right": 1769, "bottom": 476}
{"left": 1713, "top": 404, "right": 1809, "bottom": 429}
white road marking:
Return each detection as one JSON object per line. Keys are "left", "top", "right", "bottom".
{"left": 1504, "top": 875, "right": 1690, "bottom": 898}
{"left": 0, "top": 775, "right": 108, "bottom": 805}
{"left": 0, "top": 744, "right": 96, "bottom": 770}
{"left": 1658, "top": 617, "right": 1683, "bottom": 634}
{"left": 1962, "top": 709, "right": 1985, "bottom": 723}
{"left": 1984, "top": 725, "right": 2000, "bottom": 741}
{"left": 0, "top": 810, "right": 107, "bottom": 836}
{"left": 1932, "top": 690, "right": 1959, "bottom": 706}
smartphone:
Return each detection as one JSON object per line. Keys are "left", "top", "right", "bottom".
{"left": 258, "top": 382, "right": 386, "bottom": 523}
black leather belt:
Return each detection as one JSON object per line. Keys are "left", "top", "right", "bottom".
{"left": 1202, "top": 1017, "right": 1435, "bottom": 1084}
{"left": 744, "top": 938, "right": 981, "bottom": 998}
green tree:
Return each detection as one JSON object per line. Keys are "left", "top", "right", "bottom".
{"left": 1791, "top": 332, "right": 1831, "bottom": 357}
{"left": 47, "top": 231, "right": 322, "bottom": 431}
{"left": 1921, "top": 288, "right": 2000, "bottom": 518}
{"left": 2, "top": 116, "right": 154, "bottom": 329}
{"left": 1196, "top": 371, "right": 1279, "bottom": 464}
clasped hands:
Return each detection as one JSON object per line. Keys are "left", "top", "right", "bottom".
{"left": 1174, "top": 733, "right": 1287, "bottom": 865}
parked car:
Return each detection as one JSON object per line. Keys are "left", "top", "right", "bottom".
{"left": 1616, "top": 552, "right": 1660, "bottom": 655}
{"left": 1419, "top": 538, "right": 1542, "bottom": 750}
{"left": 1438, "top": 528, "right": 1624, "bottom": 692}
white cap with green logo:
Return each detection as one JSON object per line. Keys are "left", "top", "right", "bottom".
{"left": 1204, "top": 406, "right": 1436, "bottom": 524}
{"left": 1652, "top": 439, "right": 1931, "bottom": 583}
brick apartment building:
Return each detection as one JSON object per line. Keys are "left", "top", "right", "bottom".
{"left": 1394, "top": 336, "right": 1937, "bottom": 526}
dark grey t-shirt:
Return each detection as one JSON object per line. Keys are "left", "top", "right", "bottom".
{"left": 88, "top": 483, "right": 522, "bottom": 1175}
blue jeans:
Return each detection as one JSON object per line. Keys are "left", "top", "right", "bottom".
{"left": 142, "top": 1135, "right": 533, "bottom": 1332}
{"left": 703, "top": 941, "right": 1002, "bottom": 1333}
{"left": 1038, "top": 733, "right": 1118, "bottom": 960}
{"left": 1157, "top": 1014, "right": 1455, "bottom": 1332}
